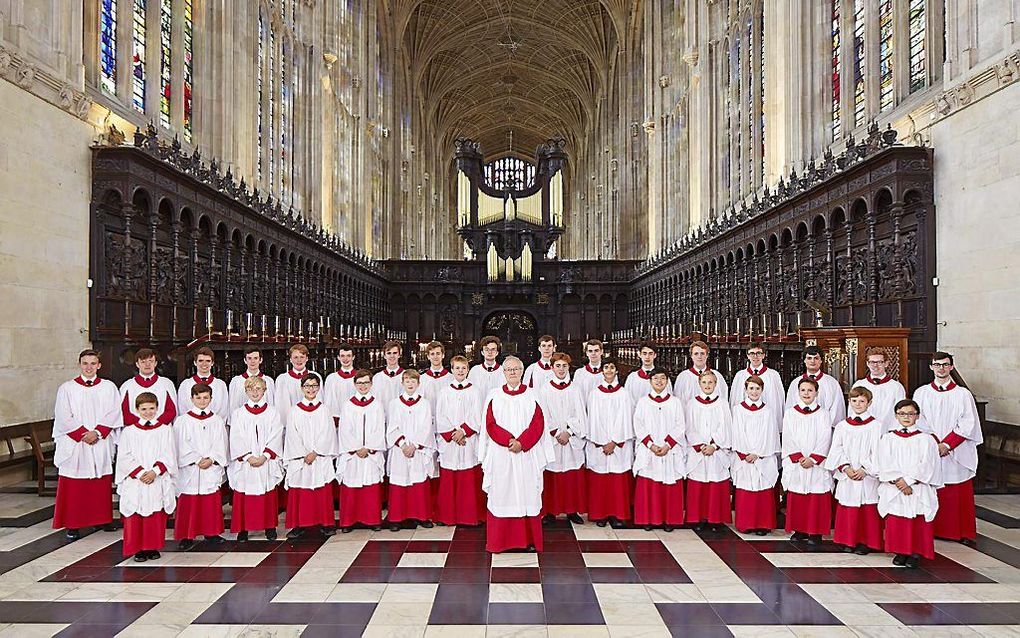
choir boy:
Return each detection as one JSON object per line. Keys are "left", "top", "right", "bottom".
{"left": 435, "top": 355, "right": 486, "bottom": 526}
{"left": 781, "top": 378, "right": 833, "bottom": 545}
{"left": 116, "top": 392, "right": 177, "bottom": 561}
{"left": 177, "top": 347, "right": 230, "bottom": 421}
{"left": 386, "top": 370, "right": 436, "bottom": 530}
{"left": 174, "top": 383, "right": 228, "bottom": 550}
{"left": 824, "top": 387, "right": 883, "bottom": 554}
{"left": 119, "top": 348, "right": 177, "bottom": 427}
{"left": 785, "top": 346, "right": 845, "bottom": 427}
{"left": 684, "top": 371, "right": 733, "bottom": 532}
{"left": 372, "top": 340, "right": 405, "bottom": 407}
{"left": 675, "top": 341, "right": 729, "bottom": 403}
{"left": 53, "top": 349, "right": 121, "bottom": 540}
{"left": 283, "top": 374, "right": 338, "bottom": 539}
{"left": 229, "top": 347, "right": 276, "bottom": 414}
{"left": 730, "top": 376, "right": 780, "bottom": 535}
{"left": 324, "top": 343, "right": 358, "bottom": 413}
{"left": 276, "top": 344, "right": 319, "bottom": 425}
{"left": 876, "top": 399, "right": 940, "bottom": 568}
{"left": 730, "top": 344, "right": 784, "bottom": 432}
{"left": 632, "top": 368, "right": 687, "bottom": 531}
{"left": 850, "top": 350, "right": 905, "bottom": 431}
{"left": 468, "top": 336, "right": 504, "bottom": 399}
{"left": 479, "top": 357, "right": 554, "bottom": 552}
{"left": 523, "top": 335, "right": 557, "bottom": 388}
{"left": 227, "top": 376, "right": 284, "bottom": 541}
{"left": 419, "top": 341, "right": 452, "bottom": 411}
{"left": 537, "top": 352, "right": 588, "bottom": 525}
{"left": 913, "top": 351, "right": 982, "bottom": 544}
{"left": 337, "top": 370, "right": 387, "bottom": 532}
{"left": 586, "top": 360, "right": 635, "bottom": 528}
{"left": 625, "top": 343, "right": 673, "bottom": 406}
{"left": 573, "top": 339, "right": 606, "bottom": 400}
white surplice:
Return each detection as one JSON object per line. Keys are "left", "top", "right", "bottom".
{"left": 684, "top": 395, "right": 733, "bottom": 483}
{"left": 632, "top": 393, "right": 687, "bottom": 484}
{"left": 468, "top": 362, "right": 504, "bottom": 403}
{"left": 875, "top": 427, "right": 940, "bottom": 521}
{"left": 284, "top": 401, "right": 338, "bottom": 490}
{"left": 781, "top": 404, "right": 834, "bottom": 494}
{"left": 435, "top": 381, "right": 483, "bottom": 471}
{"left": 572, "top": 363, "right": 604, "bottom": 404}
{"left": 386, "top": 393, "right": 436, "bottom": 486}
{"left": 823, "top": 413, "right": 883, "bottom": 506}
{"left": 174, "top": 410, "right": 228, "bottom": 496}
{"left": 371, "top": 367, "right": 405, "bottom": 409}
{"left": 729, "top": 401, "right": 781, "bottom": 492}
{"left": 323, "top": 368, "right": 358, "bottom": 415}
{"left": 536, "top": 378, "right": 588, "bottom": 472}
{"left": 119, "top": 375, "right": 178, "bottom": 426}
{"left": 275, "top": 369, "right": 320, "bottom": 425}
{"left": 585, "top": 383, "right": 635, "bottom": 474}
{"left": 336, "top": 394, "right": 387, "bottom": 488}
{"left": 674, "top": 367, "right": 730, "bottom": 403}
{"left": 523, "top": 360, "right": 555, "bottom": 389}
{"left": 53, "top": 376, "right": 121, "bottom": 479}
{"left": 419, "top": 368, "right": 453, "bottom": 412}
{"left": 913, "top": 381, "right": 983, "bottom": 486}
{"left": 785, "top": 372, "right": 846, "bottom": 427}
{"left": 227, "top": 401, "right": 285, "bottom": 496}
{"left": 228, "top": 372, "right": 276, "bottom": 415}
{"left": 115, "top": 420, "right": 178, "bottom": 517}
{"left": 850, "top": 376, "right": 906, "bottom": 432}
{"left": 625, "top": 368, "right": 674, "bottom": 407}
{"left": 731, "top": 366, "right": 785, "bottom": 432}
{"left": 177, "top": 376, "right": 230, "bottom": 422}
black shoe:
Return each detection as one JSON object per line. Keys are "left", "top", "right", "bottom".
{"left": 525, "top": 545, "right": 536, "bottom": 552}
{"left": 321, "top": 526, "right": 336, "bottom": 537}
{"left": 805, "top": 535, "right": 822, "bottom": 546}
{"left": 178, "top": 539, "right": 195, "bottom": 551}
{"left": 663, "top": 525, "right": 674, "bottom": 533}
{"left": 841, "top": 545, "right": 855, "bottom": 553}
{"left": 755, "top": 529, "right": 770, "bottom": 536}
{"left": 608, "top": 517, "right": 626, "bottom": 529}
{"left": 102, "top": 523, "right": 118, "bottom": 532}
{"left": 265, "top": 529, "right": 278, "bottom": 541}
{"left": 236, "top": 531, "right": 249, "bottom": 542}
{"left": 595, "top": 519, "right": 607, "bottom": 527}
{"left": 542, "top": 514, "right": 556, "bottom": 525}
{"left": 693, "top": 523, "right": 706, "bottom": 532}
{"left": 371, "top": 525, "right": 381, "bottom": 531}
{"left": 205, "top": 535, "right": 225, "bottom": 544}
{"left": 790, "top": 532, "right": 808, "bottom": 542}
{"left": 389, "top": 523, "right": 403, "bottom": 532}
{"left": 147, "top": 550, "right": 161, "bottom": 560}
{"left": 905, "top": 554, "right": 921, "bottom": 569}
{"left": 420, "top": 520, "right": 434, "bottom": 529}
{"left": 643, "top": 525, "right": 654, "bottom": 531}
{"left": 342, "top": 526, "right": 354, "bottom": 534}
{"left": 892, "top": 554, "right": 907, "bottom": 566}
{"left": 567, "top": 513, "right": 584, "bottom": 525}
{"left": 853, "top": 544, "right": 870, "bottom": 556}
{"left": 133, "top": 552, "right": 148, "bottom": 562}
{"left": 65, "top": 529, "right": 81, "bottom": 541}
{"left": 286, "top": 528, "right": 305, "bottom": 540}
{"left": 960, "top": 538, "right": 977, "bottom": 548}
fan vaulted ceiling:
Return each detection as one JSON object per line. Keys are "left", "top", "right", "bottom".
{"left": 389, "top": 0, "right": 632, "bottom": 159}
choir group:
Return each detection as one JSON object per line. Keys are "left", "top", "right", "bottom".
{"left": 51, "top": 335, "right": 982, "bottom": 569}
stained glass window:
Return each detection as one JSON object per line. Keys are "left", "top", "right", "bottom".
{"left": 483, "top": 157, "right": 535, "bottom": 191}
{"left": 879, "top": 0, "right": 894, "bottom": 112}
{"left": 746, "top": 15, "right": 754, "bottom": 188}
{"left": 281, "top": 42, "right": 288, "bottom": 197}
{"left": 183, "top": 0, "right": 193, "bottom": 140}
{"left": 256, "top": 11, "right": 264, "bottom": 182}
{"left": 909, "top": 0, "right": 927, "bottom": 93}
{"left": 100, "top": 0, "right": 117, "bottom": 94}
{"left": 159, "top": 0, "right": 172, "bottom": 129}
{"left": 268, "top": 28, "right": 276, "bottom": 188}
{"left": 733, "top": 34, "right": 741, "bottom": 195}
{"left": 832, "top": 0, "right": 841, "bottom": 139}
{"left": 131, "top": 0, "right": 146, "bottom": 110}
{"left": 760, "top": 11, "right": 766, "bottom": 181}
{"left": 852, "top": 0, "right": 866, "bottom": 127}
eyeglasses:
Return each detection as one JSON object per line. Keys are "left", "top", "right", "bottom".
{"left": 302, "top": 384, "right": 320, "bottom": 389}
{"left": 354, "top": 380, "right": 371, "bottom": 385}
{"left": 504, "top": 367, "right": 523, "bottom": 372}
{"left": 931, "top": 362, "right": 952, "bottom": 368}
{"left": 895, "top": 411, "right": 919, "bottom": 417}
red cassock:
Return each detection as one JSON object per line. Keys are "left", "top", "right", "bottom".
{"left": 435, "top": 381, "right": 486, "bottom": 526}
{"left": 833, "top": 503, "right": 884, "bottom": 551}
{"left": 543, "top": 469, "right": 588, "bottom": 517}
{"left": 175, "top": 491, "right": 225, "bottom": 540}
{"left": 884, "top": 514, "right": 935, "bottom": 559}
{"left": 437, "top": 465, "right": 486, "bottom": 525}
{"left": 633, "top": 476, "right": 685, "bottom": 526}
{"left": 734, "top": 487, "right": 776, "bottom": 532}
{"left": 785, "top": 492, "right": 833, "bottom": 535}
{"left": 231, "top": 490, "right": 280, "bottom": 532}
{"left": 122, "top": 511, "right": 168, "bottom": 556}
{"left": 685, "top": 480, "right": 733, "bottom": 525}
{"left": 339, "top": 484, "right": 384, "bottom": 527}
{"left": 285, "top": 486, "right": 336, "bottom": 528}
{"left": 934, "top": 478, "right": 977, "bottom": 542}
{"left": 54, "top": 475, "right": 114, "bottom": 530}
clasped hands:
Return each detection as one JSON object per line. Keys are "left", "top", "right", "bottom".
{"left": 82, "top": 431, "right": 101, "bottom": 445}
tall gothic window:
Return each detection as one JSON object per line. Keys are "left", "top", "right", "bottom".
{"left": 909, "top": 0, "right": 927, "bottom": 93}
{"left": 256, "top": 11, "right": 264, "bottom": 183}
{"left": 724, "top": 3, "right": 766, "bottom": 202}
{"left": 131, "top": 0, "right": 146, "bottom": 111}
{"left": 100, "top": 0, "right": 117, "bottom": 94}
{"left": 831, "top": 0, "right": 841, "bottom": 140}
{"left": 183, "top": 0, "right": 194, "bottom": 140}
{"left": 878, "top": 0, "right": 894, "bottom": 112}
{"left": 159, "top": 0, "right": 172, "bottom": 129}
{"left": 852, "top": 0, "right": 866, "bottom": 128}
{"left": 484, "top": 157, "right": 535, "bottom": 192}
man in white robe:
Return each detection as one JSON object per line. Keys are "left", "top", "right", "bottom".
{"left": 572, "top": 339, "right": 607, "bottom": 401}
{"left": 284, "top": 374, "right": 338, "bottom": 538}
{"left": 523, "top": 335, "right": 557, "bottom": 389}
{"left": 323, "top": 343, "right": 358, "bottom": 414}
{"left": 632, "top": 368, "right": 687, "bottom": 531}
{"left": 675, "top": 340, "right": 729, "bottom": 403}
{"left": 625, "top": 343, "right": 673, "bottom": 407}
{"left": 913, "top": 351, "right": 982, "bottom": 544}
{"left": 275, "top": 343, "right": 320, "bottom": 425}
{"left": 52, "top": 349, "right": 121, "bottom": 540}
{"left": 174, "top": 383, "right": 228, "bottom": 549}
{"left": 537, "top": 352, "right": 588, "bottom": 525}
{"left": 435, "top": 355, "right": 486, "bottom": 526}
{"left": 119, "top": 348, "right": 177, "bottom": 427}
{"left": 227, "top": 376, "right": 284, "bottom": 541}
{"left": 337, "top": 370, "right": 387, "bottom": 532}
{"left": 782, "top": 378, "right": 833, "bottom": 545}
{"left": 372, "top": 340, "right": 406, "bottom": 408}
{"left": 386, "top": 370, "right": 437, "bottom": 530}
{"left": 480, "top": 356, "right": 555, "bottom": 553}
{"left": 730, "top": 375, "right": 781, "bottom": 535}
{"left": 468, "top": 336, "right": 504, "bottom": 401}
{"left": 229, "top": 347, "right": 276, "bottom": 414}
{"left": 586, "top": 360, "right": 635, "bottom": 528}
{"left": 731, "top": 343, "right": 784, "bottom": 432}
{"left": 849, "top": 349, "right": 906, "bottom": 432}
{"left": 177, "top": 346, "right": 230, "bottom": 421}
{"left": 785, "top": 346, "right": 845, "bottom": 427}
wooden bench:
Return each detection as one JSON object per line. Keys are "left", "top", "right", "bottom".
{"left": 980, "top": 421, "right": 1020, "bottom": 493}
{"left": 0, "top": 420, "right": 56, "bottom": 496}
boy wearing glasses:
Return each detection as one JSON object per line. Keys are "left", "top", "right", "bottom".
{"left": 276, "top": 344, "right": 319, "bottom": 425}
{"left": 849, "top": 350, "right": 905, "bottom": 432}
{"left": 284, "top": 374, "right": 338, "bottom": 539}
{"left": 913, "top": 352, "right": 982, "bottom": 544}
{"left": 386, "top": 370, "right": 437, "bottom": 531}
{"left": 730, "top": 344, "right": 785, "bottom": 433}
{"left": 875, "top": 399, "right": 940, "bottom": 568}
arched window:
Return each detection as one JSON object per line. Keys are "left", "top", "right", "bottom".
{"left": 724, "top": 1, "right": 766, "bottom": 202}
{"left": 131, "top": 0, "right": 146, "bottom": 112}
{"left": 831, "top": 1, "right": 841, "bottom": 139}
{"left": 99, "top": 0, "right": 117, "bottom": 94}
{"left": 483, "top": 157, "right": 535, "bottom": 192}
{"left": 183, "top": 0, "right": 194, "bottom": 140}
{"left": 159, "top": 0, "right": 172, "bottom": 129}
{"left": 908, "top": 0, "right": 927, "bottom": 93}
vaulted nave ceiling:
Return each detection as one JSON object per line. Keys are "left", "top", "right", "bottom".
{"left": 389, "top": 0, "right": 634, "bottom": 159}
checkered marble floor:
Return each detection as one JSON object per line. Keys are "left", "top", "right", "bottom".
{"left": 0, "top": 494, "right": 1019, "bottom": 636}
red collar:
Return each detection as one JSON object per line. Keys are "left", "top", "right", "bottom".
{"left": 335, "top": 368, "right": 356, "bottom": 379}
{"left": 794, "top": 404, "right": 819, "bottom": 415}
{"left": 502, "top": 384, "right": 527, "bottom": 396}
{"left": 74, "top": 376, "right": 100, "bottom": 388}
{"left": 894, "top": 428, "right": 923, "bottom": 438}
{"left": 584, "top": 364, "right": 602, "bottom": 374}
{"left": 695, "top": 395, "right": 718, "bottom": 405}
{"left": 187, "top": 410, "right": 215, "bottom": 420}
{"left": 747, "top": 365, "right": 767, "bottom": 376}
{"left": 134, "top": 374, "right": 160, "bottom": 388}
{"left": 649, "top": 394, "right": 671, "bottom": 403}
{"left": 288, "top": 369, "right": 307, "bottom": 380}
{"left": 297, "top": 401, "right": 321, "bottom": 412}
{"left": 400, "top": 395, "right": 422, "bottom": 407}
{"left": 351, "top": 395, "right": 375, "bottom": 407}
{"left": 802, "top": 372, "right": 822, "bottom": 381}
{"left": 482, "top": 363, "right": 499, "bottom": 372}
{"left": 550, "top": 380, "right": 571, "bottom": 390}
{"left": 242, "top": 371, "right": 263, "bottom": 379}
{"left": 932, "top": 381, "right": 957, "bottom": 392}
{"left": 423, "top": 368, "right": 450, "bottom": 378}
{"left": 741, "top": 401, "right": 764, "bottom": 411}
{"left": 689, "top": 367, "right": 710, "bottom": 376}
{"left": 636, "top": 368, "right": 653, "bottom": 379}
{"left": 537, "top": 361, "right": 552, "bottom": 370}
{"left": 598, "top": 383, "right": 622, "bottom": 393}
{"left": 868, "top": 375, "right": 892, "bottom": 385}
{"left": 245, "top": 403, "right": 269, "bottom": 415}
{"left": 847, "top": 415, "right": 876, "bottom": 426}
{"left": 452, "top": 382, "right": 472, "bottom": 390}
{"left": 384, "top": 367, "right": 404, "bottom": 378}
{"left": 192, "top": 374, "right": 214, "bottom": 384}
{"left": 135, "top": 419, "right": 165, "bottom": 430}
